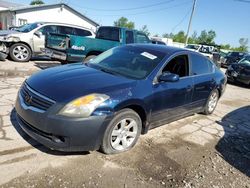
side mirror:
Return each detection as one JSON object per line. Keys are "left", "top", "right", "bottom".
{"left": 34, "top": 31, "right": 43, "bottom": 37}
{"left": 158, "top": 72, "right": 179, "bottom": 82}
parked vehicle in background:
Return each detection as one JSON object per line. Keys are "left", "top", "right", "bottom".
{"left": 15, "top": 44, "right": 227, "bottom": 154}
{"left": 44, "top": 26, "right": 151, "bottom": 63}
{"left": 0, "top": 22, "right": 95, "bottom": 62}
{"left": 226, "top": 55, "right": 250, "bottom": 86}
{"left": 151, "top": 39, "right": 166, "bottom": 45}
{"left": 221, "top": 51, "right": 248, "bottom": 68}
{"left": 185, "top": 44, "right": 217, "bottom": 59}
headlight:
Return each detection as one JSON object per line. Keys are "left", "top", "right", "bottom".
{"left": 2, "top": 36, "right": 20, "bottom": 42}
{"left": 59, "top": 93, "right": 109, "bottom": 117}
{"left": 6, "top": 36, "right": 20, "bottom": 42}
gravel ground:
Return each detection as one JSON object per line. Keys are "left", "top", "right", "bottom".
{"left": 0, "top": 59, "right": 249, "bottom": 188}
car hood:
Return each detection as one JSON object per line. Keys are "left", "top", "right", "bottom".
{"left": 26, "top": 63, "right": 137, "bottom": 103}
{"left": 0, "top": 30, "right": 20, "bottom": 36}
{"left": 232, "top": 63, "right": 250, "bottom": 69}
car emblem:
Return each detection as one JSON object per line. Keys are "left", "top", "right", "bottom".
{"left": 25, "top": 94, "right": 32, "bottom": 104}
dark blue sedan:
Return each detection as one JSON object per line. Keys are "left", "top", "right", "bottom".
{"left": 15, "top": 44, "right": 227, "bottom": 154}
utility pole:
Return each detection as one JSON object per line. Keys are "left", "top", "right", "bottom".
{"left": 185, "top": 0, "right": 197, "bottom": 46}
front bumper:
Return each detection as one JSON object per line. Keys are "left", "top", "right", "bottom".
{"left": 0, "top": 42, "right": 8, "bottom": 60}
{"left": 226, "top": 70, "right": 250, "bottom": 85}
{"left": 15, "top": 90, "right": 113, "bottom": 152}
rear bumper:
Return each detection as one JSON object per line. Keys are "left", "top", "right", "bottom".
{"left": 15, "top": 91, "right": 113, "bottom": 152}
{"left": 226, "top": 70, "right": 250, "bottom": 85}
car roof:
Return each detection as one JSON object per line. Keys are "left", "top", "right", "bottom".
{"left": 31, "top": 22, "right": 94, "bottom": 32}
{"left": 127, "top": 44, "right": 190, "bottom": 55}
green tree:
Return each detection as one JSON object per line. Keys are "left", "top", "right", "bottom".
{"left": 30, "top": 0, "right": 44, "bottom": 5}
{"left": 188, "top": 31, "right": 198, "bottom": 44}
{"left": 197, "top": 30, "right": 216, "bottom": 45}
{"left": 162, "top": 33, "right": 174, "bottom": 38}
{"left": 173, "top": 31, "right": 186, "bottom": 43}
{"left": 238, "top": 38, "right": 248, "bottom": 52}
{"left": 220, "top": 44, "right": 231, "bottom": 50}
{"left": 113, "top": 17, "right": 135, "bottom": 29}
{"left": 139, "top": 25, "right": 150, "bottom": 36}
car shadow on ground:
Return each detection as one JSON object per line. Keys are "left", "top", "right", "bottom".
{"left": 227, "top": 81, "right": 250, "bottom": 89}
{"left": 215, "top": 105, "right": 250, "bottom": 177}
{"left": 32, "top": 56, "right": 62, "bottom": 70}
{"left": 10, "top": 109, "right": 90, "bottom": 156}
{"left": 34, "top": 61, "right": 62, "bottom": 70}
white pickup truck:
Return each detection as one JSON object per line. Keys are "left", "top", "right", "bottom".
{"left": 185, "top": 44, "right": 216, "bottom": 59}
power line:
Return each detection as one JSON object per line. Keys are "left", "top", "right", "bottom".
{"left": 83, "top": 1, "right": 192, "bottom": 17}
{"left": 69, "top": 0, "right": 175, "bottom": 12}
{"left": 171, "top": 7, "right": 192, "bottom": 33}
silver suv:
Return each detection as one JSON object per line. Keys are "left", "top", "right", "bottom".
{"left": 0, "top": 22, "right": 95, "bottom": 62}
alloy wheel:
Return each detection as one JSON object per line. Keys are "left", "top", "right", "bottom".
{"left": 13, "top": 45, "right": 29, "bottom": 61}
{"left": 110, "top": 118, "right": 138, "bottom": 151}
{"left": 208, "top": 91, "right": 218, "bottom": 113}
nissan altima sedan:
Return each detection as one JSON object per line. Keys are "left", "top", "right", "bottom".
{"left": 15, "top": 44, "right": 227, "bottom": 154}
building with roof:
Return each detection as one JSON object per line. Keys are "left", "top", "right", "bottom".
{"left": 0, "top": 1, "right": 99, "bottom": 31}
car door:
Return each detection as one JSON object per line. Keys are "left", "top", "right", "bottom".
{"left": 189, "top": 53, "right": 216, "bottom": 111}
{"left": 33, "top": 25, "right": 58, "bottom": 53}
{"left": 150, "top": 53, "right": 194, "bottom": 127}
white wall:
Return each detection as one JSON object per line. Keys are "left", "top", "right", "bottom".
{"left": 15, "top": 6, "right": 97, "bottom": 31}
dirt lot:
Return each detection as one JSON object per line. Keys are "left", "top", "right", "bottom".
{"left": 0, "top": 59, "right": 249, "bottom": 188}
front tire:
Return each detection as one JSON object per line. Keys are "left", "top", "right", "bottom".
{"left": 100, "top": 109, "right": 142, "bottom": 154}
{"left": 203, "top": 89, "right": 219, "bottom": 115}
{"left": 9, "top": 43, "right": 31, "bottom": 62}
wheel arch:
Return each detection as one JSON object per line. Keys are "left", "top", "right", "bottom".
{"left": 114, "top": 100, "right": 149, "bottom": 135}
{"left": 10, "top": 41, "right": 33, "bottom": 52}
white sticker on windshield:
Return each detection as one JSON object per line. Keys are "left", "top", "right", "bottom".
{"left": 141, "top": 52, "right": 157, "bottom": 60}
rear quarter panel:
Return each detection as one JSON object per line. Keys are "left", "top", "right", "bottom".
{"left": 67, "top": 35, "right": 121, "bottom": 57}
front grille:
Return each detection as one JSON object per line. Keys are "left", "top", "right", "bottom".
{"left": 20, "top": 83, "right": 55, "bottom": 111}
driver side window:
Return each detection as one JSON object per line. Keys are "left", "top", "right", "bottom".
{"left": 162, "top": 55, "right": 189, "bottom": 77}
{"left": 38, "top": 25, "right": 58, "bottom": 35}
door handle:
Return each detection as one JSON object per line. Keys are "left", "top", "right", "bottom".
{"left": 186, "top": 85, "right": 192, "bottom": 92}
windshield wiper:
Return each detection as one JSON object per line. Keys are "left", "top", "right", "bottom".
{"left": 99, "top": 68, "right": 117, "bottom": 75}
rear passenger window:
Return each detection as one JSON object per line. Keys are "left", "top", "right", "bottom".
{"left": 96, "top": 27, "right": 120, "bottom": 41}
{"left": 58, "top": 26, "right": 75, "bottom": 35}
{"left": 126, "top": 31, "right": 134, "bottom": 44}
{"left": 75, "top": 28, "right": 92, "bottom": 36}
{"left": 191, "top": 54, "right": 213, "bottom": 75}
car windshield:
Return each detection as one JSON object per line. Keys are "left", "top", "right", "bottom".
{"left": 16, "top": 23, "right": 42, "bottom": 33}
{"left": 238, "top": 57, "right": 250, "bottom": 65}
{"left": 186, "top": 44, "right": 200, "bottom": 50}
{"left": 88, "top": 46, "right": 166, "bottom": 79}
{"left": 227, "top": 52, "right": 244, "bottom": 57}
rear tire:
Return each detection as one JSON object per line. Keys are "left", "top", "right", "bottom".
{"left": 9, "top": 43, "right": 31, "bottom": 62}
{"left": 203, "top": 89, "right": 219, "bottom": 115}
{"left": 100, "top": 109, "right": 142, "bottom": 154}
